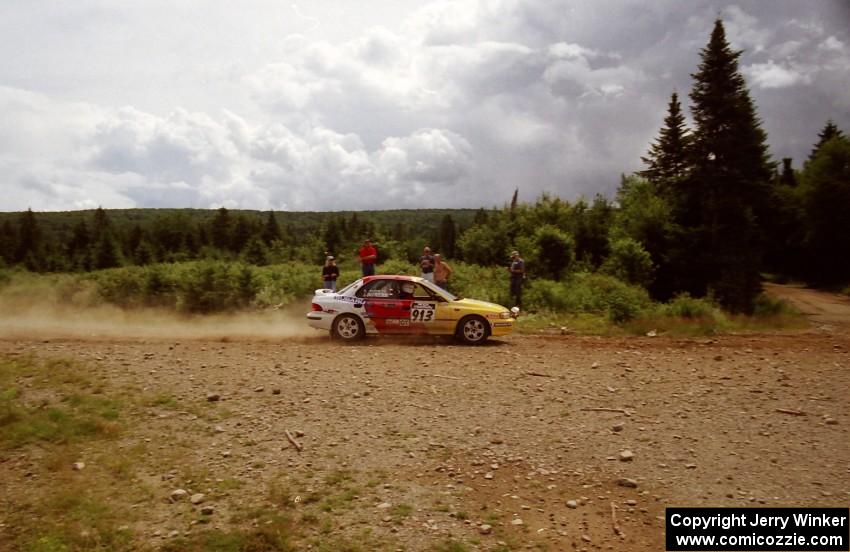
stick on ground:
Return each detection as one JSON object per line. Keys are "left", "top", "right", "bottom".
{"left": 581, "top": 407, "right": 630, "bottom": 414}
{"left": 610, "top": 501, "right": 624, "bottom": 538}
{"left": 775, "top": 408, "right": 806, "bottom": 416}
{"left": 285, "top": 430, "right": 303, "bottom": 452}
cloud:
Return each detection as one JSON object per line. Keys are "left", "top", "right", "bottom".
{"left": 745, "top": 60, "right": 809, "bottom": 89}
{"left": 1, "top": 1, "right": 849, "bottom": 212}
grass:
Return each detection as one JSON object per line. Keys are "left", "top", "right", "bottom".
{"left": 0, "top": 356, "right": 123, "bottom": 449}
{"left": 516, "top": 292, "right": 805, "bottom": 336}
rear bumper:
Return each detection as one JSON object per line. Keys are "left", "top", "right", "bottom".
{"left": 306, "top": 312, "right": 333, "bottom": 331}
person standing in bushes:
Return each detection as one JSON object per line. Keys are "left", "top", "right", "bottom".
{"left": 419, "top": 246, "right": 436, "bottom": 282}
{"left": 358, "top": 239, "right": 377, "bottom": 276}
{"left": 434, "top": 253, "right": 453, "bottom": 291}
{"left": 322, "top": 255, "right": 339, "bottom": 291}
{"left": 508, "top": 250, "right": 525, "bottom": 308}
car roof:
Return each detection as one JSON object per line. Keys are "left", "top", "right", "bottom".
{"left": 361, "top": 275, "right": 423, "bottom": 284}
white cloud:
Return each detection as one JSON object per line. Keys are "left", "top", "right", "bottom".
{"left": 1, "top": 1, "right": 849, "bottom": 212}
{"left": 745, "top": 60, "right": 809, "bottom": 89}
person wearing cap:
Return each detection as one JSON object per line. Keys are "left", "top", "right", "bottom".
{"left": 419, "top": 246, "right": 436, "bottom": 282}
{"left": 508, "top": 250, "right": 525, "bottom": 308}
{"left": 358, "top": 239, "right": 377, "bottom": 276}
{"left": 322, "top": 255, "right": 340, "bottom": 291}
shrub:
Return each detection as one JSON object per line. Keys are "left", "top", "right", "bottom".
{"left": 752, "top": 293, "right": 796, "bottom": 317}
{"left": 524, "top": 272, "right": 651, "bottom": 322}
{"left": 601, "top": 237, "right": 654, "bottom": 287}
{"left": 662, "top": 293, "right": 717, "bottom": 319}
{"left": 531, "top": 225, "right": 574, "bottom": 280}
{"left": 378, "top": 259, "right": 417, "bottom": 276}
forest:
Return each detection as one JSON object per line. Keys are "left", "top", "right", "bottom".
{"left": 1, "top": 20, "right": 848, "bottom": 323}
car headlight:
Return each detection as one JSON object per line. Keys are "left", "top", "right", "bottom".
{"left": 499, "top": 311, "right": 512, "bottom": 319}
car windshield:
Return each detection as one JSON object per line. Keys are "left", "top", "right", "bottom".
{"left": 424, "top": 281, "right": 457, "bottom": 301}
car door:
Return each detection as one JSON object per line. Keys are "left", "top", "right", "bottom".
{"left": 357, "top": 279, "right": 409, "bottom": 334}
{"left": 409, "top": 282, "right": 448, "bottom": 334}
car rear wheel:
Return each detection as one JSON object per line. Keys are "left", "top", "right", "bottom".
{"left": 456, "top": 315, "right": 489, "bottom": 345}
{"left": 332, "top": 314, "right": 365, "bottom": 341}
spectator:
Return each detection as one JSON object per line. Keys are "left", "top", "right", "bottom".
{"left": 508, "top": 250, "right": 525, "bottom": 308}
{"left": 419, "top": 246, "right": 435, "bottom": 282}
{"left": 433, "top": 253, "right": 453, "bottom": 290}
{"left": 358, "top": 239, "right": 377, "bottom": 276}
{"left": 322, "top": 255, "right": 339, "bottom": 291}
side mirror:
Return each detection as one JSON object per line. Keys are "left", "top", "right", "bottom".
{"left": 510, "top": 307, "right": 520, "bottom": 318}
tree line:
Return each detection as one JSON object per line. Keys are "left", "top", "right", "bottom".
{"left": 0, "top": 207, "right": 477, "bottom": 273}
{"left": 1, "top": 19, "right": 848, "bottom": 314}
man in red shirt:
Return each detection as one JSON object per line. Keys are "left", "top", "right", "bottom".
{"left": 358, "top": 239, "right": 377, "bottom": 276}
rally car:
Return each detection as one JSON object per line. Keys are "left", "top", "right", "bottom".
{"left": 306, "top": 275, "right": 518, "bottom": 344}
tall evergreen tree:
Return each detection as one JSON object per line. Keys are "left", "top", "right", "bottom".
{"left": 685, "top": 19, "right": 773, "bottom": 313}
{"left": 438, "top": 214, "right": 457, "bottom": 258}
{"left": 16, "top": 208, "right": 42, "bottom": 267}
{"left": 800, "top": 135, "right": 850, "bottom": 283}
{"left": 0, "top": 220, "right": 18, "bottom": 265}
{"left": 807, "top": 120, "right": 844, "bottom": 163}
{"left": 640, "top": 91, "right": 691, "bottom": 195}
{"left": 210, "top": 207, "right": 231, "bottom": 250}
{"left": 261, "top": 211, "right": 281, "bottom": 245}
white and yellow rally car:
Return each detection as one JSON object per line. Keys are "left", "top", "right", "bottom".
{"left": 306, "top": 275, "right": 517, "bottom": 344}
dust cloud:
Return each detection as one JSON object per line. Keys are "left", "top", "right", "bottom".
{"left": 0, "top": 294, "right": 318, "bottom": 342}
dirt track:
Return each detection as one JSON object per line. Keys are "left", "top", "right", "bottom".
{"left": 1, "top": 284, "right": 850, "bottom": 550}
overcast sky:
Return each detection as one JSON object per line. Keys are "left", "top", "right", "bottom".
{"left": 1, "top": 0, "right": 848, "bottom": 212}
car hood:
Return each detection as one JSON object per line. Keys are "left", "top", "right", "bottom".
{"left": 450, "top": 298, "right": 507, "bottom": 312}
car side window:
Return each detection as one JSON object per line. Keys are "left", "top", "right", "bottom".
{"left": 356, "top": 279, "right": 399, "bottom": 299}
{"left": 413, "top": 283, "right": 436, "bottom": 301}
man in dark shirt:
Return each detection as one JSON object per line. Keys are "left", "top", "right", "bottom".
{"left": 508, "top": 250, "right": 525, "bottom": 308}
{"left": 419, "top": 246, "right": 435, "bottom": 282}
{"left": 358, "top": 239, "right": 377, "bottom": 276}
{"left": 322, "top": 256, "right": 339, "bottom": 291}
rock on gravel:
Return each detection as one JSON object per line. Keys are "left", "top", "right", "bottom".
{"left": 190, "top": 493, "right": 205, "bottom": 504}
{"left": 170, "top": 489, "right": 188, "bottom": 501}
{"left": 617, "top": 478, "right": 638, "bottom": 488}
{"left": 619, "top": 450, "right": 634, "bottom": 462}
{"left": 206, "top": 393, "right": 220, "bottom": 402}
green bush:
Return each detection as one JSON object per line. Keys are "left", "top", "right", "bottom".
{"left": 377, "top": 259, "right": 417, "bottom": 276}
{"left": 601, "top": 237, "right": 654, "bottom": 287}
{"left": 661, "top": 293, "right": 717, "bottom": 319}
{"left": 752, "top": 293, "right": 796, "bottom": 317}
{"left": 524, "top": 272, "right": 651, "bottom": 322}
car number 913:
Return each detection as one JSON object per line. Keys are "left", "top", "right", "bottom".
{"left": 411, "top": 304, "right": 435, "bottom": 322}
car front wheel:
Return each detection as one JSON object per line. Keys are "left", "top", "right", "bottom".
{"left": 456, "top": 315, "right": 489, "bottom": 345}
{"left": 332, "top": 314, "right": 365, "bottom": 341}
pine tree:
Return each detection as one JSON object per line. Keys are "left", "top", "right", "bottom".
{"left": 210, "top": 207, "right": 231, "bottom": 250}
{"left": 0, "top": 220, "right": 18, "bottom": 265}
{"left": 685, "top": 19, "right": 773, "bottom": 313}
{"left": 808, "top": 120, "right": 844, "bottom": 163}
{"left": 16, "top": 208, "right": 42, "bottom": 267}
{"left": 800, "top": 135, "right": 850, "bottom": 283}
{"left": 438, "top": 214, "right": 457, "bottom": 258}
{"left": 640, "top": 92, "right": 691, "bottom": 195}
{"left": 261, "top": 211, "right": 281, "bottom": 245}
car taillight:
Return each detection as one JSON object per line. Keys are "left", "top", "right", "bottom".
{"left": 311, "top": 303, "right": 323, "bottom": 312}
